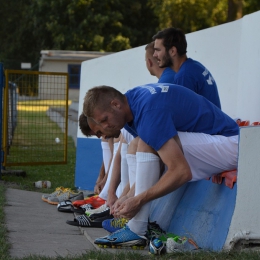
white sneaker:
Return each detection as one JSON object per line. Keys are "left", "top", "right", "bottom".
{"left": 85, "top": 203, "right": 108, "bottom": 216}
{"left": 166, "top": 237, "right": 186, "bottom": 253}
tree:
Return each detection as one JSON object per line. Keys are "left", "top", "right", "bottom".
{"left": 149, "top": 0, "right": 228, "bottom": 34}
{"left": 0, "top": 0, "right": 158, "bottom": 68}
{"left": 0, "top": 0, "right": 38, "bottom": 69}
{"left": 227, "top": 0, "right": 243, "bottom": 22}
{"left": 243, "top": 0, "right": 260, "bottom": 15}
{"left": 1, "top": 0, "right": 260, "bottom": 69}
{"left": 29, "top": 0, "right": 158, "bottom": 51}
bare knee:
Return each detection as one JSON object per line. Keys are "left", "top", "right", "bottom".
{"left": 127, "top": 137, "right": 139, "bottom": 155}
{"left": 137, "top": 138, "right": 157, "bottom": 155}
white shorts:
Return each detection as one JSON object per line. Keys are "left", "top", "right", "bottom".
{"left": 121, "top": 128, "right": 134, "bottom": 145}
{"left": 178, "top": 132, "right": 238, "bottom": 181}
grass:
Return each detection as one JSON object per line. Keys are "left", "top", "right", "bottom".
{"left": 1, "top": 105, "right": 260, "bottom": 259}
{"left": 2, "top": 133, "right": 76, "bottom": 192}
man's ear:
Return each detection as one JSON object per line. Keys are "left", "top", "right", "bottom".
{"left": 169, "top": 46, "right": 177, "bottom": 57}
{"left": 110, "top": 99, "right": 121, "bottom": 109}
{"left": 148, "top": 58, "right": 153, "bottom": 67}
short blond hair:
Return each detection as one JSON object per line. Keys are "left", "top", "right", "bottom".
{"left": 145, "top": 41, "right": 155, "bottom": 54}
{"left": 83, "top": 85, "right": 124, "bottom": 117}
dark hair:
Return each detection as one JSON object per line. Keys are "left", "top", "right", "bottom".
{"left": 78, "top": 112, "right": 93, "bottom": 137}
{"left": 152, "top": 27, "right": 187, "bottom": 55}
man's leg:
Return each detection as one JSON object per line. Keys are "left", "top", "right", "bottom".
{"left": 99, "top": 137, "right": 120, "bottom": 200}
{"left": 94, "top": 138, "right": 113, "bottom": 194}
{"left": 117, "top": 138, "right": 129, "bottom": 196}
{"left": 127, "top": 138, "right": 161, "bottom": 235}
{"left": 178, "top": 132, "right": 238, "bottom": 181}
{"left": 102, "top": 139, "right": 112, "bottom": 174}
{"left": 126, "top": 137, "right": 138, "bottom": 188}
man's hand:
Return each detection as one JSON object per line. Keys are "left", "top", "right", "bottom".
{"left": 116, "top": 196, "right": 142, "bottom": 220}
{"left": 111, "top": 195, "right": 129, "bottom": 217}
{"left": 106, "top": 192, "right": 118, "bottom": 209}
{"left": 94, "top": 182, "right": 102, "bottom": 194}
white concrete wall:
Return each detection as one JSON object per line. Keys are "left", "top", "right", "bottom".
{"left": 224, "top": 126, "right": 260, "bottom": 249}
{"left": 185, "top": 20, "right": 242, "bottom": 118}
{"left": 78, "top": 11, "right": 260, "bottom": 139}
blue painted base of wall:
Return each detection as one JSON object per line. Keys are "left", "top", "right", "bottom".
{"left": 75, "top": 137, "right": 102, "bottom": 190}
{"left": 149, "top": 179, "right": 237, "bottom": 251}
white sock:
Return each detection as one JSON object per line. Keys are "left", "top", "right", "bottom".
{"left": 128, "top": 152, "right": 160, "bottom": 235}
{"left": 126, "top": 154, "right": 136, "bottom": 188}
{"left": 101, "top": 141, "right": 112, "bottom": 173}
{"left": 120, "top": 143, "right": 129, "bottom": 191}
{"left": 116, "top": 183, "right": 122, "bottom": 198}
{"left": 99, "top": 142, "right": 119, "bottom": 200}
{"left": 115, "top": 143, "right": 128, "bottom": 198}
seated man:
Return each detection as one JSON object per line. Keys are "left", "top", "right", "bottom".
{"left": 83, "top": 84, "right": 238, "bottom": 248}
{"left": 79, "top": 113, "right": 113, "bottom": 195}
{"left": 153, "top": 27, "right": 221, "bottom": 108}
{"left": 145, "top": 41, "right": 176, "bottom": 82}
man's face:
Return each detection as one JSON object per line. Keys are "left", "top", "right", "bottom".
{"left": 153, "top": 39, "right": 173, "bottom": 68}
{"left": 87, "top": 116, "right": 121, "bottom": 139}
{"left": 89, "top": 105, "right": 125, "bottom": 138}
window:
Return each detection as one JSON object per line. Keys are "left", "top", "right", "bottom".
{"left": 68, "top": 64, "right": 81, "bottom": 89}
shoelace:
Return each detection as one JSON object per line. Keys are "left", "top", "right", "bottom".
{"left": 48, "top": 187, "right": 64, "bottom": 196}
{"left": 55, "top": 186, "right": 65, "bottom": 191}
{"left": 111, "top": 218, "right": 128, "bottom": 228}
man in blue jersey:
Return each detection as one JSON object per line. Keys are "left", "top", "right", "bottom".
{"left": 83, "top": 83, "right": 238, "bottom": 248}
{"left": 95, "top": 42, "right": 176, "bottom": 212}
{"left": 153, "top": 27, "right": 221, "bottom": 109}
{"left": 145, "top": 41, "right": 176, "bottom": 83}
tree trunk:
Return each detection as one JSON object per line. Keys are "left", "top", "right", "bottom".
{"left": 227, "top": 0, "right": 243, "bottom": 22}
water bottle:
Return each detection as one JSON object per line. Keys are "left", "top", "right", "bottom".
{"left": 34, "top": 180, "right": 51, "bottom": 188}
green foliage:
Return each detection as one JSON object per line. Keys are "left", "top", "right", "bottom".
{"left": 0, "top": 0, "right": 39, "bottom": 69}
{"left": 1, "top": 0, "right": 260, "bottom": 69}
{"left": 244, "top": 0, "right": 260, "bottom": 15}
{"left": 149, "top": 0, "right": 228, "bottom": 33}
{"left": 0, "top": 0, "right": 159, "bottom": 69}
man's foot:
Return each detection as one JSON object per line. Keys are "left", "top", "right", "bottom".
{"left": 146, "top": 220, "right": 166, "bottom": 241}
{"left": 102, "top": 217, "right": 128, "bottom": 233}
{"left": 94, "top": 225, "right": 147, "bottom": 249}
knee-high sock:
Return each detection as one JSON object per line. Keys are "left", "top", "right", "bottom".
{"left": 116, "top": 183, "right": 122, "bottom": 198}
{"left": 128, "top": 152, "right": 160, "bottom": 235}
{"left": 101, "top": 141, "right": 112, "bottom": 174}
{"left": 126, "top": 154, "right": 136, "bottom": 188}
{"left": 99, "top": 142, "right": 119, "bottom": 200}
{"left": 120, "top": 143, "right": 129, "bottom": 192}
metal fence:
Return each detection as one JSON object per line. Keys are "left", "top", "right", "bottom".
{"left": 2, "top": 70, "right": 69, "bottom": 166}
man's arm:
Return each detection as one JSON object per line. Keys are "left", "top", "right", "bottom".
{"left": 140, "top": 136, "right": 191, "bottom": 201}
{"left": 117, "top": 136, "right": 192, "bottom": 219}
{"left": 94, "top": 162, "right": 105, "bottom": 194}
{"left": 106, "top": 136, "right": 123, "bottom": 208}
{"left": 94, "top": 138, "right": 114, "bottom": 194}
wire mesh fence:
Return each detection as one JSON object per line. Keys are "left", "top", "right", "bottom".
{"left": 2, "top": 70, "right": 69, "bottom": 166}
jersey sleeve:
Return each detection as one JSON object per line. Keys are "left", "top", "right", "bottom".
{"left": 137, "top": 109, "right": 178, "bottom": 151}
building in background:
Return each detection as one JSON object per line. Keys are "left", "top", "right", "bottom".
{"left": 39, "top": 50, "right": 112, "bottom": 89}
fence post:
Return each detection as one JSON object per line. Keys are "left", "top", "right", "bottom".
{"left": 0, "top": 63, "right": 4, "bottom": 175}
